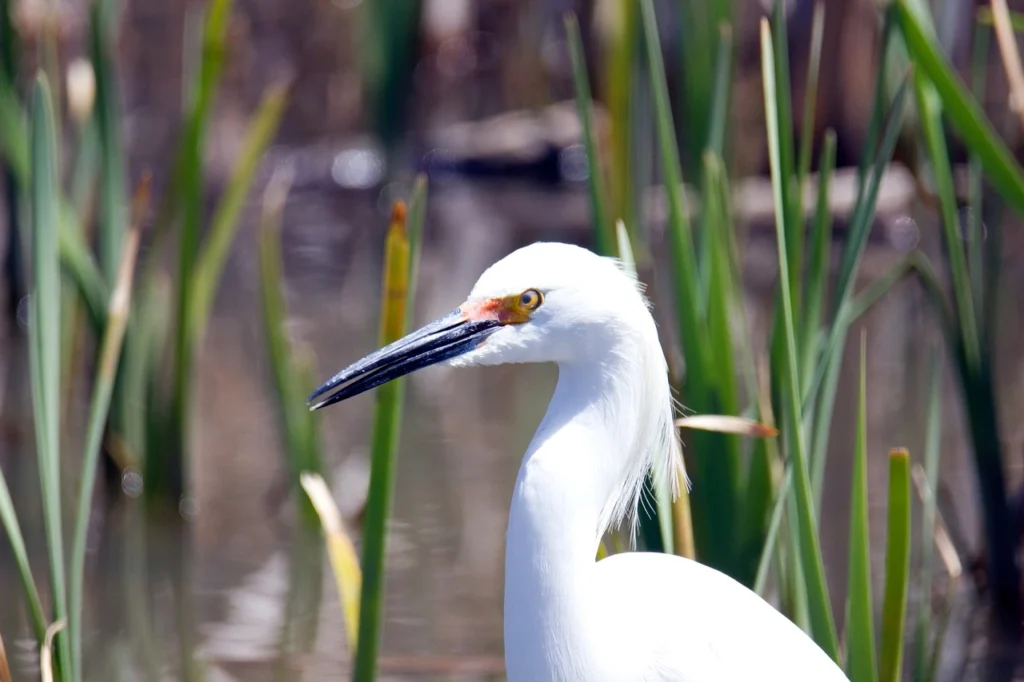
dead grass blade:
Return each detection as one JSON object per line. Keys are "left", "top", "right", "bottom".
{"left": 300, "top": 472, "right": 362, "bottom": 652}
{"left": 0, "top": 630, "right": 12, "bottom": 682}
{"left": 675, "top": 414, "right": 779, "bottom": 438}
{"left": 40, "top": 619, "right": 65, "bottom": 682}
{"left": 911, "top": 464, "right": 964, "bottom": 580}
{"left": 990, "top": 0, "right": 1024, "bottom": 131}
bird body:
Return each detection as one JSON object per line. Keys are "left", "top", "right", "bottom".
{"left": 310, "top": 242, "right": 849, "bottom": 681}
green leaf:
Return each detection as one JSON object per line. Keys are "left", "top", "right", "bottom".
{"left": 190, "top": 79, "right": 290, "bottom": 344}
{"left": 605, "top": 0, "right": 638, "bottom": 234}
{"left": 90, "top": 0, "right": 127, "bottom": 284}
{"left": 0, "top": 25, "right": 109, "bottom": 341}
{"left": 894, "top": 0, "right": 1024, "bottom": 215}
{"left": 829, "top": 74, "right": 910, "bottom": 329}
{"left": 69, "top": 181, "right": 146, "bottom": 680}
{"left": 352, "top": 190, "right": 427, "bottom": 682}
{"left": 0, "top": 473, "right": 46, "bottom": 642}
{"left": 699, "top": 151, "right": 744, "bottom": 563}
{"left": 770, "top": 0, "right": 801, "bottom": 314}
{"left": 258, "top": 165, "right": 323, "bottom": 524}
{"left": 797, "top": 2, "right": 825, "bottom": 186}
{"left": 163, "top": 0, "right": 234, "bottom": 500}
{"left": 879, "top": 448, "right": 912, "bottom": 682}
{"left": 845, "top": 335, "right": 878, "bottom": 682}
{"left": 0, "top": 0, "right": 18, "bottom": 87}
{"left": 858, "top": 6, "right": 896, "bottom": 191}
{"left": 810, "top": 255, "right": 913, "bottom": 509}
{"left": 639, "top": 0, "right": 709, "bottom": 387}
{"left": 706, "top": 22, "right": 734, "bottom": 158}
{"left": 967, "top": 20, "right": 990, "bottom": 331}
{"left": 0, "top": 77, "right": 27, "bottom": 179}
{"left": 28, "top": 73, "right": 70, "bottom": 682}
{"left": 58, "top": 208, "right": 109, "bottom": 334}
{"left": 643, "top": 0, "right": 747, "bottom": 568}
{"left": 804, "top": 77, "right": 910, "bottom": 509}
{"left": 403, "top": 174, "right": 429, "bottom": 330}
{"left": 753, "top": 463, "right": 790, "bottom": 596}
{"left": 910, "top": 68, "right": 980, "bottom": 369}
{"left": 914, "top": 350, "right": 942, "bottom": 678}
{"left": 800, "top": 130, "right": 836, "bottom": 396}
{"left": 761, "top": 17, "right": 839, "bottom": 661}
{"left": 565, "top": 12, "right": 613, "bottom": 256}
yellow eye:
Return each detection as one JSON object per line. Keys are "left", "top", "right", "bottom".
{"left": 518, "top": 288, "right": 543, "bottom": 311}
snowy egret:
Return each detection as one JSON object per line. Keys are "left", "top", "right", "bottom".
{"left": 309, "top": 242, "right": 848, "bottom": 681}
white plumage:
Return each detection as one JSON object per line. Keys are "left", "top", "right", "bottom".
{"left": 310, "top": 242, "right": 849, "bottom": 681}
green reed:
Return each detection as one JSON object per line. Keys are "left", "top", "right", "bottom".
{"left": 0, "top": 1, "right": 290, "bottom": 679}
{"left": 560, "top": 0, "right": 1012, "bottom": 677}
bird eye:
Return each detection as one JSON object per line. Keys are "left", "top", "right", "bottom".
{"left": 518, "top": 289, "right": 543, "bottom": 311}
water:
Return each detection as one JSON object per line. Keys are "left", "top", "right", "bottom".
{"left": 2, "top": 174, "right": 1023, "bottom": 681}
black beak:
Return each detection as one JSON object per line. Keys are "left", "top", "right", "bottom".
{"left": 307, "top": 309, "right": 500, "bottom": 411}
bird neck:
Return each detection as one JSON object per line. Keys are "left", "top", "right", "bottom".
{"left": 503, "top": 358, "right": 637, "bottom": 677}
{"left": 510, "top": 359, "right": 629, "bottom": 551}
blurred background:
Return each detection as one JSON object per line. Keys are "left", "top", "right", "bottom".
{"left": 1, "top": 0, "right": 1024, "bottom": 680}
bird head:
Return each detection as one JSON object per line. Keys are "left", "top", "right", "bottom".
{"left": 307, "top": 242, "right": 654, "bottom": 410}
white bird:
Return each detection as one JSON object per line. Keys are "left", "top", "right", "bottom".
{"left": 309, "top": 242, "right": 849, "bottom": 681}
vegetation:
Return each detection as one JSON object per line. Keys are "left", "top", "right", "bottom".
{"left": 556, "top": 0, "right": 1023, "bottom": 677}
{"left": 1, "top": 0, "right": 1023, "bottom": 679}
{"left": 0, "top": 0, "right": 289, "bottom": 679}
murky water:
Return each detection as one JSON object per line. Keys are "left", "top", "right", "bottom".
{"left": 2, "top": 173, "right": 1024, "bottom": 681}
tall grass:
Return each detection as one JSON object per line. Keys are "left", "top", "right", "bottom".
{"left": 28, "top": 74, "right": 70, "bottom": 682}
{"left": 352, "top": 178, "right": 428, "bottom": 681}
{"left": 298, "top": 179, "right": 430, "bottom": 679}
{"left": 68, "top": 176, "right": 148, "bottom": 680}
{"left": 216, "top": 0, "right": 1024, "bottom": 676}
{"left": 1, "top": 0, "right": 1022, "bottom": 679}
{"left": 894, "top": 0, "right": 1024, "bottom": 632}
{"left": 258, "top": 166, "right": 326, "bottom": 523}
{"left": 0, "top": 0, "right": 290, "bottom": 678}
{"left": 562, "top": 0, "right": 1021, "bottom": 675}
{"left": 845, "top": 336, "right": 877, "bottom": 682}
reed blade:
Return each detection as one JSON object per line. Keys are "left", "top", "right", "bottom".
{"left": 638, "top": 0, "right": 708, "bottom": 384}
{"left": 164, "top": 0, "right": 234, "bottom": 500}
{"left": 352, "top": 188, "right": 427, "bottom": 681}
{"left": 797, "top": 3, "right": 825, "bottom": 185}
{"left": 845, "top": 335, "right": 878, "bottom": 682}
{"left": 761, "top": 18, "right": 839, "bottom": 660}
{"left": 301, "top": 473, "right": 362, "bottom": 653}
{"left": 404, "top": 174, "right": 429, "bottom": 329}
{"left": 68, "top": 176, "right": 149, "bottom": 680}
{"left": 565, "top": 12, "right": 613, "bottom": 255}
{"left": 770, "top": 0, "right": 801, "bottom": 314}
{"left": 191, "top": 79, "right": 290, "bottom": 343}
{"left": 698, "top": 152, "right": 744, "bottom": 568}
{"left": 894, "top": 0, "right": 1024, "bottom": 214}
{"left": 914, "top": 350, "right": 942, "bottom": 677}
{"left": 706, "top": 23, "right": 734, "bottom": 158}
{"left": 258, "top": 165, "right": 325, "bottom": 522}
{"left": 28, "top": 73, "right": 71, "bottom": 682}
{"left": 879, "top": 449, "right": 912, "bottom": 682}
{"left": 0, "top": 470, "right": 46, "bottom": 641}
{"left": 910, "top": 69, "right": 980, "bottom": 368}
{"left": 800, "top": 130, "right": 836, "bottom": 397}
{"left": 0, "top": 630, "right": 10, "bottom": 682}
{"left": 90, "top": 0, "right": 127, "bottom": 284}
{"left": 968, "top": 19, "right": 990, "bottom": 330}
